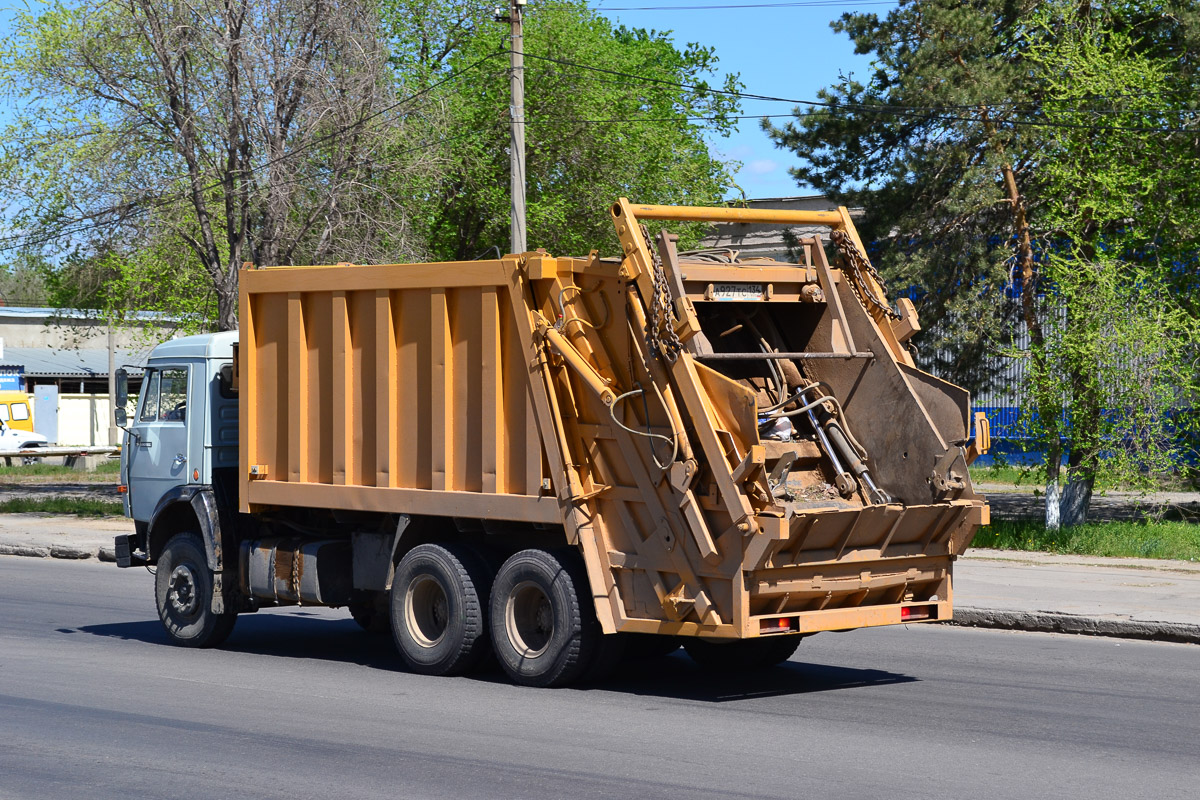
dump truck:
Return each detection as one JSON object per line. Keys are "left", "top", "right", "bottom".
{"left": 114, "top": 200, "right": 990, "bottom": 687}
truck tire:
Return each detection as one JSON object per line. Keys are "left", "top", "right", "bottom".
{"left": 489, "top": 548, "right": 600, "bottom": 688}
{"left": 390, "top": 543, "right": 492, "bottom": 676}
{"left": 683, "top": 635, "right": 802, "bottom": 671}
{"left": 155, "top": 532, "right": 237, "bottom": 648}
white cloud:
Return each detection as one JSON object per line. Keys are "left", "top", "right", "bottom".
{"left": 746, "top": 159, "right": 777, "bottom": 175}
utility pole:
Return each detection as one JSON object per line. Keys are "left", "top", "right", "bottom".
{"left": 107, "top": 321, "right": 117, "bottom": 446}
{"left": 508, "top": 0, "right": 527, "bottom": 254}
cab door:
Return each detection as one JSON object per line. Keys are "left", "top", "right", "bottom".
{"left": 127, "top": 365, "right": 192, "bottom": 522}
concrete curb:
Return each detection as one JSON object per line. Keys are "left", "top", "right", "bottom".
{"left": 0, "top": 543, "right": 51, "bottom": 558}
{"left": 947, "top": 607, "right": 1200, "bottom": 646}
{"left": 0, "top": 543, "right": 116, "bottom": 562}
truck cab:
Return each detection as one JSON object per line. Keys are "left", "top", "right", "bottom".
{"left": 117, "top": 331, "right": 238, "bottom": 570}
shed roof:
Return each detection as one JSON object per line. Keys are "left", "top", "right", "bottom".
{"left": 0, "top": 346, "right": 148, "bottom": 379}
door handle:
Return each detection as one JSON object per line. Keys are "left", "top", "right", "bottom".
{"left": 173, "top": 453, "right": 187, "bottom": 468}
{"left": 137, "top": 441, "right": 152, "bottom": 449}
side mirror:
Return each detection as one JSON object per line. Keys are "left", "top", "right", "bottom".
{"left": 114, "top": 368, "right": 130, "bottom": 428}
{"left": 116, "top": 368, "right": 129, "bottom": 407}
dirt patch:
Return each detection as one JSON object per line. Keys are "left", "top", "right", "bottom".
{"left": 984, "top": 490, "right": 1200, "bottom": 522}
{"left": 0, "top": 483, "right": 120, "bottom": 504}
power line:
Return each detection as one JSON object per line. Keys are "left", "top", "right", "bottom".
{"left": 6, "top": 47, "right": 1197, "bottom": 254}
{"left": 600, "top": 1, "right": 895, "bottom": 8}
{"left": 526, "top": 61, "right": 1188, "bottom": 115}
{"left": 518, "top": 51, "right": 1200, "bottom": 132}
{"left": 0, "top": 53, "right": 508, "bottom": 254}
{"left": 0, "top": 129, "right": 490, "bottom": 255}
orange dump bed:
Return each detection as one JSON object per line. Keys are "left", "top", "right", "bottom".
{"left": 240, "top": 199, "right": 988, "bottom": 639}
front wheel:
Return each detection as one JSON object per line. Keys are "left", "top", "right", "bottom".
{"left": 155, "top": 532, "right": 237, "bottom": 647}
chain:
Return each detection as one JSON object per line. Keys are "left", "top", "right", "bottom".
{"left": 830, "top": 229, "right": 901, "bottom": 321}
{"left": 291, "top": 545, "right": 302, "bottom": 606}
{"left": 641, "top": 224, "right": 684, "bottom": 362}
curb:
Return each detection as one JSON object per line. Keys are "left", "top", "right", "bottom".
{"left": 947, "top": 607, "right": 1200, "bottom": 646}
{"left": 0, "top": 543, "right": 116, "bottom": 562}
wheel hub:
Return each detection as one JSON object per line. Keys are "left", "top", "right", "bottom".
{"left": 506, "top": 581, "right": 553, "bottom": 658}
{"left": 168, "top": 564, "right": 199, "bottom": 616}
{"left": 405, "top": 575, "right": 449, "bottom": 647}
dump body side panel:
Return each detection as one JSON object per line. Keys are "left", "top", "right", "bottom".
{"left": 239, "top": 261, "right": 558, "bottom": 524}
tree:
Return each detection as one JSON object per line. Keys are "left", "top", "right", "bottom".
{"left": 766, "top": 0, "right": 1200, "bottom": 524}
{"left": 0, "top": 252, "right": 50, "bottom": 307}
{"left": 379, "top": 0, "right": 743, "bottom": 260}
{"left": 1020, "top": 1, "right": 1200, "bottom": 523}
{"left": 1, "top": 0, "right": 442, "bottom": 330}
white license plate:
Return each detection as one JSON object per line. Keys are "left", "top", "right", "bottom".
{"left": 712, "top": 283, "right": 764, "bottom": 301}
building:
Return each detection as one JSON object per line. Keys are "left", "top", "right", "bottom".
{"left": 0, "top": 307, "right": 178, "bottom": 446}
{"left": 697, "top": 195, "right": 864, "bottom": 260}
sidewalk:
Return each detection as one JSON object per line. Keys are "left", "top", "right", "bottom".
{"left": 0, "top": 512, "right": 129, "bottom": 561}
{"left": 955, "top": 549, "right": 1200, "bottom": 644}
{"left": 0, "top": 513, "right": 1197, "bottom": 644}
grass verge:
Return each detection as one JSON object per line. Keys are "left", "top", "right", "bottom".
{"left": 0, "top": 497, "right": 124, "bottom": 517}
{"left": 0, "top": 460, "right": 121, "bottom": 480}
{"left": 970, "top": 465, "right": 1036, "bottom": 486}
{"left": 979, "top": 519, "right": 1200, "bottom": 561}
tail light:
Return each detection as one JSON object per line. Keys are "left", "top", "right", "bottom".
{"left": 900, "top": 604, "right": 937, "bottom": 622}
{"left": 759, "top": 616, "right": 796, "bottom": 634}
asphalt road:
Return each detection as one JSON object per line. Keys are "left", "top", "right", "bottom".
{"left": 1, "top": 558, "right": 1197, "bottom": 800}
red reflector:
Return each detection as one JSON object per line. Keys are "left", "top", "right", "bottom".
{"left": 759, "top": 617, "right": 795, "bottom": 634}
{"left": 117, "top": 485, "right": 128, "bottom": 494}
{"left": 900, "top": 605, "right": 933, "bottom": 621}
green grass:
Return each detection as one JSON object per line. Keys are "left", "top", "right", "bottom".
{"left": 969, "top": 463, "right": 1198, "bottom": 492}
{"left": 0, "top": 460, "right": 121, "bottom": 478}
{"left": 978, "top": 519, "right": 1200, "bottom": 561}
{"left": 970, "top": 464, "right": 1036, "bottom": 486}
{"left": 0, "top": 497, "right": 124, "bottom": 516}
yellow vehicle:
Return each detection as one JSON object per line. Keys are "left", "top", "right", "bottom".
{"left": 0, "top": 391, "right": 34, "bottom": 433}
{"left": 115, "top": 200, "right": 989, "bottom": 687}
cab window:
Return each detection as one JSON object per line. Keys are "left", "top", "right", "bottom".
{"left": 11, "top": 402, "right": 29, "bottom": 421}
{"left": 139, "top": 368, "right": 188, "bottom": 422}
{"left": 159, "top": 369, "right": 187, "bottom": 421}
{"left": 0, "top": 405, "right": 8, "bottom": 422}
{"left": 139, "top": 371, "right": 161, "bottom": 422}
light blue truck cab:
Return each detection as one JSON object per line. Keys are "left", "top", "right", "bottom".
{"left": 120, "top": 331, "right": 239, "bottom": 524}
{"left": 115, "top": 332, "right": 243, "bottom": 637}
{"left": 115, "top": 330, "right": 394, "bottom": 648}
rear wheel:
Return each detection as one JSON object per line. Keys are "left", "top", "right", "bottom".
{"left": 683, "top": 635, "right": 802, "bottom": 671}
{"left": 390, "top": 543, "right": 492, "bottom": 676}
{"left": 155, "top": 532, "right": 237, "bottom": 648}
{"left": 490, "top": 548, "right": 601, "bottom": 688}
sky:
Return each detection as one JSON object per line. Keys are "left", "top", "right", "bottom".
{"left": 592, "top": 1, "right": 887, "bottom": 199}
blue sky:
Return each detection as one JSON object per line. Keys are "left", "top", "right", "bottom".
{"left": 593, "top": 1, "right": 884, "bottom": 198}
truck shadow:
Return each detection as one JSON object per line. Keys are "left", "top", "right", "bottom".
{"left": 77, "top": 612, "right": 400, "bottom": 670}
{"left": 590, "top": 654, "right": 918, "bottom": 702}
{"left": 76, "top": 615, "right": 917, "bottom": 700}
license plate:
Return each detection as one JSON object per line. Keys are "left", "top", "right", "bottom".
{"left": 712, "top": 282, "right": 764, "bottom": 301}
